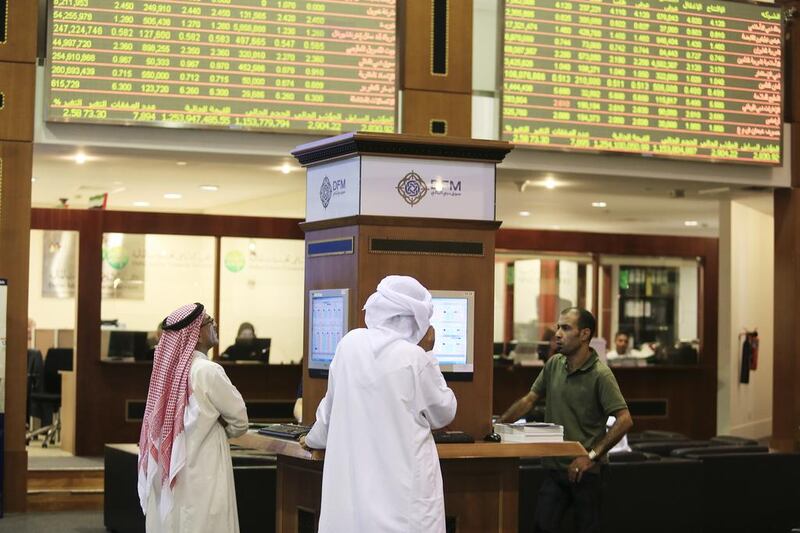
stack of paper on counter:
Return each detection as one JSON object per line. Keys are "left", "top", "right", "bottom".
{"left": 494, "top": 422, "right": 565, "bottom": 443}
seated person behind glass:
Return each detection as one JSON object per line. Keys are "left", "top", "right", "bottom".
{"left": 607, "top": 331, "right": 652, "bottom": 366}
{"left": 606, "top": 331, "right": 632, "bottom": 360}
{"left": 221, "top": 322, "right": 267, "bottom": 361}
{"left": 537, "top": 327, "right": 558, "bottom": 362}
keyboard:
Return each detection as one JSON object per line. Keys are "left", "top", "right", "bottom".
{"left": 432, "top": 430, "right": 474, "bottom": 444}
{"left": 257, "top": 423, "right": 311, "bottom": 441}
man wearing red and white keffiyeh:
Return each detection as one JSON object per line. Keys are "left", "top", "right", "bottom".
{"left": 137, "top": 302, "right": 248, "bottom": 533}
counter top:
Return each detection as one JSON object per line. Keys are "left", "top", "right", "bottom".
{"left": 230, "top": 431, "right": 586, "bottom": 461}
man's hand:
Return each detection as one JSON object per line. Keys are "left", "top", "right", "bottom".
{"left": 567, "top": 456, "right": 595, "bottom": 484}
{"left": 298, "top": 435, "right": 310, "bottom": 451}
{"left": 418, "top": 326, "right": 436, "bottom": 352}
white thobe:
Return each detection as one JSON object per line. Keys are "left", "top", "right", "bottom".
{"left": 305, "top": 328, "right": 457, "bottom": 533}
{"left": 144, "top": 351, "right": 249, "bottom": 533}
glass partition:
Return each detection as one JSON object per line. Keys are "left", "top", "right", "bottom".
{"left": 495, "top": 251, "right": 702, "bottom": 366}
{"left": 495, "top": 252, "right": 594, "bottom": 364}
{"left": 599, "top": 255, "right": 701, "bottom": 366}
{"left": 219, "top": 237, "right": 304, "bottom": 365}
{"left": 29, "top": 229, "right": 79, "bottom": 352}
{"left": 100, "top": 233, "right": 216, "bottom": 360}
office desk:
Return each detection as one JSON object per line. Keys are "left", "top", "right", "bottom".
{"left": 232, "top": 432, "right": 586, "bottom": 533}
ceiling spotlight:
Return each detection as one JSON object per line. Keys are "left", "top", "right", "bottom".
{"left": 200, "top": 185, "right": 219, "bottom": 192}
{"left": 133, "top": 201, "right": 150, "bottom": 207}
{"left": 592, "top": 201, "right": 607, "bottom": 208}
{"left": 519, "top": 211, "right": 531, "bottom": 217}
{"left": 543, "top": 177, "right": 557, "bottom": 189}
{"left": 176, "top": 161, "right": 188, "bottom": 166}
{"left": 74, "top": 152, "right": 88, "bottom": 164}
{"left": 684, "top": 220, "right": 699, "bottom": 227}
{"left": 164, "top": 193, "right": 182, "bottom": 200}
{"left": 31, "top": 177, "right": 37, "bottom": 182}
{"left": 281, "top": 162, "right": 292, "bottom": 174}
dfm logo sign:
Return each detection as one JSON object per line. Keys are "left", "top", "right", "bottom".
{"left": 396, "top": 171, "right": 463, "bottom": 206}
{"left": 319, "top": 176, "right": 347, "bottom": 209}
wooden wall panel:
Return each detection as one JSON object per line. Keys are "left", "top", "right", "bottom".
{"left": 0, "top": 140, "right": 33, "bottom": 512}
{"left": 402, "top": 89, "right": 471, "bottom": 137}
{"left": 0, "top": 5, "right": 37, "bottom": 510}
{"left": 401, "top": 0, "right": 473, "bottom": 137}
{"left": 0, "top": 62, "right": 36, "bottom": 142}
{"left": 773, "top": 189, "right": 800, "bottom": 451}
{"left": 403, "top": 0, "right": 473, "bottom": 93}
{"left": 301, "top": 224, "right": 360, "bottom": 425}
{"left": 0, "top": 0, "right": 38, "bottom": 63}
{"left": 358, "top": 221, "right": 497, "bottom": 439}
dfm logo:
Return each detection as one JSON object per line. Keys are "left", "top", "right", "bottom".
{"left": 397, "top": 172, "right": 464, "bottom": 206}
{"left": 319, "top": 176, "right": 347, "bottom": 209}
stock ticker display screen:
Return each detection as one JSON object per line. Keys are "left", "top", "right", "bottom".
{"left": 46, "top": 0, "right": 397, "bottom": 134}
{"left": 502, "top": 0, "right": 783, "bottom": 164}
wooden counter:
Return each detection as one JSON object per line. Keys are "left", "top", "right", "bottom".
{"left": 232, "top": 431, "right": 586, "bottom": 533}
{"left": 232, "top": 431, "right": 585, "bottom": 461}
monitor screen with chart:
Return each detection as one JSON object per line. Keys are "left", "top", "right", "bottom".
{"left": 308, "top": 288, "right": 349, "bottom": 376}
{"left": 429, "top": 290, "right": 475, "bottom": 378}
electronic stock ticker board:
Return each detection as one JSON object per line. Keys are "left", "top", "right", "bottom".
{"left": 46, "top": 0, "right": 397, "bottom": 134}
{"left": 502, "top": 0, "right": 783, "bottom": 164}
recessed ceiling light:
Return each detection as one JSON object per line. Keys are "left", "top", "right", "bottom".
{"left": 519, "top": 210, "right": 531, "bottom": 216}
{"left": 281, "top": 162, "right": 292, "bottom": 174}
{"left": 164, "top": 193, "right": 182, "bottom": 199}
{"left": 133, "top": 201, "right": 150, "bottom": 207}
{"left": 176, "top": 161, "right": 188, "bottom": 166}
{"left": 74, "top": 152, "right": 87, "bottom": 164}
{"left": 592, "top": 201, "right": 607, "bottom": 208}
{"left": 31, "top": 177, "right": 36, "bottom": 182}
{"left": 200, "top": 185, "right": 219, "bottom": 192}
{"left": 684, "top": 220, "right": 699, "bottom": 227}
{"left": 543, "top": 177, "right": 558, "bottom": 189}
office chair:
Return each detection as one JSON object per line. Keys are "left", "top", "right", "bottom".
{"left": 27, "top": 348, "right": 73, "bottom": 447}
{"left": 26, "top": 349, "right": 44, "bottom": 430}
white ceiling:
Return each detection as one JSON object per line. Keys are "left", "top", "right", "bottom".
{"left": 31, "top": 142, "right": 767, "bottom": 237}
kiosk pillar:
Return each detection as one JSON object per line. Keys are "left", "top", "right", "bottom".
{"left": 293, "top": 133, "right": 512, "bottom": 438}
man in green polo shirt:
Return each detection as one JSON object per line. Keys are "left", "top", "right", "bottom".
{"left": 498, "top": 307, "right": 633, "bottom": 533}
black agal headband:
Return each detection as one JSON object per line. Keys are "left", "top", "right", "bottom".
{"left": 161, "top": 303, "right": 204, "bottom": 331}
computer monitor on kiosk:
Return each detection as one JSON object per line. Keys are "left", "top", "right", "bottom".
{"left": 429, "top": 290, "right": 475, "bottom": 380}
{"left": 308, "top": 288, "right": 349, "bottom": 377}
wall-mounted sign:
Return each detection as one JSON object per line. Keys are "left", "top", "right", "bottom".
{"left": 101, "top": 233, "right": 145, "bottom": 299}
{"left": 42, "top": 230, "right": 77, "bottom": 298}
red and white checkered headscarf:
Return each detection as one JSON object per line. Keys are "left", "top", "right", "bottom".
{"left": 137, "top": 303, "right": 205, "bottom": 511}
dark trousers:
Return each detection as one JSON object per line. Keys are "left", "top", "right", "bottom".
{"left": 533, "top": 468, "right": 603, "bottom": 533}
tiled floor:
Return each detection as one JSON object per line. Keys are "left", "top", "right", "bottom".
{"left": 0, "top": 511, "right": 105, "bottom": 532}
{"left": 27, "top": 446, "right": 103, "bottom": 470}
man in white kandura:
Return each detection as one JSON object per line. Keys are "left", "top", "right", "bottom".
{"left": 301, "top": 275, "right": 458, "bottom": 533}
{"left": 137, "top": 302, "right": 249, "bottom": 533}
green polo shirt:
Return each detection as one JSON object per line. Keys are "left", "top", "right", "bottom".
{"left": 531, "top": 349, "right": 628, "bottom": 470}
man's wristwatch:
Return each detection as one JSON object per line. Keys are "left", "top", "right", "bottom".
{"left": 587, "top": 449, "right": 598, "bottom": 462}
